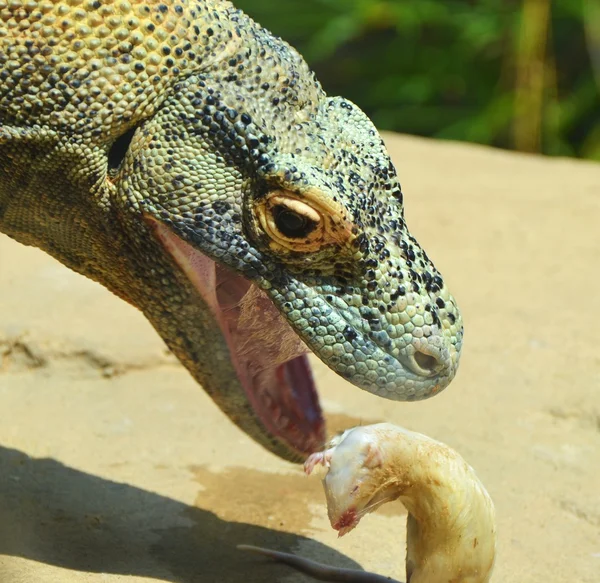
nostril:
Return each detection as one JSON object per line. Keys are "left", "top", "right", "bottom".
{"left": 414, "top": 351, "right": 438, "bottom": 373}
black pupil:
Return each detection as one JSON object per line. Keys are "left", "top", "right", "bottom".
{"left": 273, "top": 205, "right": 316, "bottom": 238}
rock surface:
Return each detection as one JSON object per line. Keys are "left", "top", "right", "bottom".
{"left": 1, "top": 133, "right": 599, "bottom": 583}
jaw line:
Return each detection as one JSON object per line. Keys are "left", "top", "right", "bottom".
{"left": 145, "top": 216, "right": 325, "bottom": 457}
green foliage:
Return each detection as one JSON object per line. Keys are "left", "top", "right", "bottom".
{"left": 235, "top": 0, "right": 600, "bottom": 160}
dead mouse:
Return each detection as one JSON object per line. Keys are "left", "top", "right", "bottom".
{"left": 239, "top": 423, "right": 496, "bottom": 582}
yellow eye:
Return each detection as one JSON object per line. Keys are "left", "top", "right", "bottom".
{"left": 254, "top": 190, "right": 356, "bottom": 253}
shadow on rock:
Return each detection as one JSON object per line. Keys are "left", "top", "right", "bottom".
{"left": 0, "top": 446, "right": 360, "bottom": 582}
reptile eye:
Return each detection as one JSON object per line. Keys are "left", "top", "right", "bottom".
{"left": 272, "top": 205, "right": 317, "bottom": 238}
{"left": 252, "top": 189, "right": 356, "bottom": 253}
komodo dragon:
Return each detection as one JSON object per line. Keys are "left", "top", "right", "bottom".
{"left": 0, "top": 0, "right": 463, "bottom": 462}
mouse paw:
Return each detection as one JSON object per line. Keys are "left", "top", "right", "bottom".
{"left": 304, "top": 449, "right": 334, "bottom": 474}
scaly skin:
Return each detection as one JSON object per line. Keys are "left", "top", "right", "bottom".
{"left": 0, "top": 0, "right": 463, "bottom": 462}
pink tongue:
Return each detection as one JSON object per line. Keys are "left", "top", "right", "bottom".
{"left": 279, "top": 355, "right": 322, "bottom": 425}
{"left": 215, "top": 264, "right": 309, "bottom": 374}
{"left": 216, "top": 264, "right": 324, "bottom": 453}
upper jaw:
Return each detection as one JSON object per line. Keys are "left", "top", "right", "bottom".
{"left": 262, "top": 277, "right": 463, "bottom": 401}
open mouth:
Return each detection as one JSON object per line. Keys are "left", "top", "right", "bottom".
{"left": 332, "top": 508, "right": 359, "bottom": 537}
{"left": 149, "top": 218, "right": 325, "bottom": 457}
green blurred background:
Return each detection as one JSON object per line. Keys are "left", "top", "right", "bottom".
{"left": 235, "top": 0, "right": 600, "bottom": 160}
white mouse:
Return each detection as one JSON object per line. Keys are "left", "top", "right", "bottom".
{"left": 240, "top": 423, "right": 496, "bottom": 583}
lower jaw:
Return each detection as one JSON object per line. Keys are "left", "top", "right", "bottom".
{"left": 251, "top": 354, "right": 326, "bottom": 456}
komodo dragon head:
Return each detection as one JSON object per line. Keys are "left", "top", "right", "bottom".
{"left": 0, "top": 0, "right": 463, "bottom": 462}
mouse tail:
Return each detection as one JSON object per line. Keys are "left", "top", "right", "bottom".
{"left": 237, "top": 544, "right": 401, "bottom": 582}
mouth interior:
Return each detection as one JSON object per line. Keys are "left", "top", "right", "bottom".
{"left": 151, "top": 220, "right": 325, "bottom": 456}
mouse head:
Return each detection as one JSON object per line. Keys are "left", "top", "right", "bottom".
{"left": 305, "top": 425, "right": 400, "bottom": 536}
